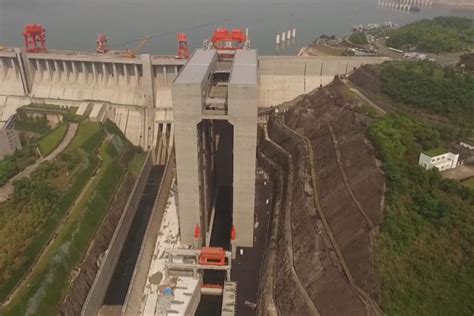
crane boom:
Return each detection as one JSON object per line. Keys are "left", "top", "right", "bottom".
{"left": 123, "top": 36, "right": 151, "bottom": 58}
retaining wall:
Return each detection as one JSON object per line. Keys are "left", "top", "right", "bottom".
{"left": 82, "top": 152, "right": 153, "bottom": 316}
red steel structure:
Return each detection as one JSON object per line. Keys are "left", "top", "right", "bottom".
{"left": 199, "top": 247, "right": 226, "bottom": 266}
{"left": 96, "top": 34, "right": 109, "bottom": 53}
{"left": 210, "top": 28, "right": 247, "bottom": 51}
{"left": 176, "top": 33, "right": 190, "bottom": 59}
{"left": 23, "top": 24, "right": 47, "bottom": 53}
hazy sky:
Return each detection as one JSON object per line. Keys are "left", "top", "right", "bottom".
{"left": 1, "top": 0, "right": 472, "bottom": 54}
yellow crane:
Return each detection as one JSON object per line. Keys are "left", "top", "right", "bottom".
{"left": 123, "top": 36, "right": 151, "bottom": 58}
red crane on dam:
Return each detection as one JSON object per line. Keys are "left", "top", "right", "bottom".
{"left": 96, "top": 34, "right": 109, "bottom": 53}
{"left": 23, "top": 24, "right": 47, "bottom": 53}
{"left": 176, "top": 33, "right": 190, "bottom": 59}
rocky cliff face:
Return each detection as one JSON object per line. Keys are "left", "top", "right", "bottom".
{"left": 258, "top": 80, "right": 385, "bottom": 316}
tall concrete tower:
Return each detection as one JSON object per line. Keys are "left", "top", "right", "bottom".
{"left": 172, "top": 49, "right": 258, "bottom": 248}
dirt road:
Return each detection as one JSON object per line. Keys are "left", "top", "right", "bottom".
{"left": 0, "top": 123, "right": 78, "bottom": 202}
{"left": 342, "top": 79, "right": 387, "bottom": 115}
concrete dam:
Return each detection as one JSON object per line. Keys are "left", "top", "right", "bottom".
{"left": 0, "top": 47, "right": 389, "bottom": 157}
{"left": 0, "top": 42, "right": 391, "bottom": 315}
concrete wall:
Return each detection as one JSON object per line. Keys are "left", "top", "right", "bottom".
{"left": 172, "top": 50, "right": 218, "bottom": 245}
{"left": 229, "top": 50, "right": 258, "bottom": 247}
{"left": 0, "top": 48, "right": 185, "bottom": 147}
{"left": 258, "top": 56, "right": 391, "bottom": 107}
{"left": 123, "top": 151, "right": 176, "bottom": 315}
{"left": 82, "top": 152, "right": 153, "bottom": 316}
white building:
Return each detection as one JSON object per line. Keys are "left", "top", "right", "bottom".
{"left": 418, "top": 149, "right": 459, "bottom": 171}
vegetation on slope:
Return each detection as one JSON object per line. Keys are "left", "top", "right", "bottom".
{"left": 459, "top": 53, "right": 474, "bottom": 72}
{"left": 1, "top": 120, "right": 144, "bottom": 315}
{"left": 38, "top": 123, "right": 69, "bottom": 156}
{"left": 379, "top": 60, "right": 474, "bottom": 127}
{"left": 370, "top": 114, "right": 474, "bottom": 315}
{"left": 0, "top": 122, "right": 104, "bottom": 302}
{"left": 348, "top": 31, "right": 368, "bottom": 45}
{"left": 0, "top": 147, "right": 38, "bottom": 186}
{"left": 14, "top": 116, "right": 50, "bottom": 134}
{"left": 386, "top": 16, "right": 474, "bottom": 53}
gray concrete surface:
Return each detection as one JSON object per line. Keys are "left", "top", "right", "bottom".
{"left": 258, "top": 56, "right": 391, "bottom": 107}
{"left": 0, "top": 122, "right": 78, "bottom": 202}
{"left": 82, "top": 152, "right": 152, "bottom": 316}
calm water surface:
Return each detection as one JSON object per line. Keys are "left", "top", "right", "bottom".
{"left": 0, "top": 0, "right": 473, "bottom": 55}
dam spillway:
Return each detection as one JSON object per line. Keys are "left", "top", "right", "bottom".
{"left": 0, "top": 47, "right": 389, "bottom": 158}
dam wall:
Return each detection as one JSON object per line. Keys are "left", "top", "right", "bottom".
{"left": 258, "top": 56, "right": 391, "bottom": 107}
{"left": 1, "top": 48, "right": 390, "bottom": 149}
{"left": 0, "top": 48, "right": 184, "bottom": 148}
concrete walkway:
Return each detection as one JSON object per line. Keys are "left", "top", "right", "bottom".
{"left": 0, "top": 123, "right": 78, "bottom": 202}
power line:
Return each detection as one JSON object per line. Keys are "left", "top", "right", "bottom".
{"left": 108, "top": 20, "right": 230, "bottom": 48}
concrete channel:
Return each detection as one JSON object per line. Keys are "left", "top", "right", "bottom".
{"left": 103, "top": 165, "right": 165, "bottom": 305}
{"left": 82, "top": 150, "right": 175, "bottom": 316}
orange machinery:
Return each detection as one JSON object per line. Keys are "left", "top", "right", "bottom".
{"left": 199, "top": 247, "right": 226, "bottom": 266}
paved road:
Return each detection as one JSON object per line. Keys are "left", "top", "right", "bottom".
{"left": 0, "top": 123, "right": 78, "bottom": 202}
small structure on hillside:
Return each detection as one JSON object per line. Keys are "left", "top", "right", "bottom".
{"left": 0, "top": 130, "right": 21, "bottom": 159}
{"left": 418, "top": 148, "right": 459, "bottom": 171}
{"left": 460, "top": 139, "right": 474, "bottom": 151}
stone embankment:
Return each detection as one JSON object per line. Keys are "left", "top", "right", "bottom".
{"left": 258, "top": 80, "right": 385, "bottom": 315}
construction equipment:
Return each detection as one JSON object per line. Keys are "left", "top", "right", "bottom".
{"left": 96, "top": 34, "right": 109, "bottom": 53}
{"left": 204, "top": 28, "right": 250, "bottom": 58}
{"left": 23, "top": 24, "right": 47, "bottom": 53}
{"left": 122, "top": 36, "right": 151, "bottom": 58}
{"left": 176, "top": 33, "right": 190, "bottom": 59}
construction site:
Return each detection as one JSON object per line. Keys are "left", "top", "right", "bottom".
{"left": 0, "top": 24, "right": 391, "bottom": 315}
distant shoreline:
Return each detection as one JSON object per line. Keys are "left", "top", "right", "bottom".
{"left": 432, "top": 0, "right": 474, "bottom": 10}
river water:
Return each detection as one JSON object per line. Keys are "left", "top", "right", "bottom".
{"left": 0, "top": 0, "right": 472, "bottom": 55}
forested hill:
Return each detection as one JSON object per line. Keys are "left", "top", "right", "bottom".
{"left": 386, "top": 16, "right": 474, "bottom": 53}
{"left": 379, "top": 60, "right": 474, "bottom": 127}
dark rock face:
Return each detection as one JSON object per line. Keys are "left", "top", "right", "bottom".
{"left": 258, "top": 81, "right": 385, "bottom": 316}
{"left": 59, "top": 175, "right": 136, "bottom": 316}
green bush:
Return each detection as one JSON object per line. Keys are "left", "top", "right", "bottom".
{"left": 370, "top": 114, "right": 474, "bottom": 315}
{"left": 349, "top": 31, "right": 368, "bottom": 45}
{"left": 38, "top": 123, "right": 69, "bottom": 156}
{"left": 379, "top": 60, "right": 474, "bottom": 126}
{"left": 387, "top": 16, "right": 474, "bottom": 53}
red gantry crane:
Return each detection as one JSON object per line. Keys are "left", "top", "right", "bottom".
{"left": 176, "top": 33, "right": 190, "bottom": 59}
{"left": 205, "top": 27, "right": 250, "bottom": 58}
{"left": 23, "top": 24, "right": 47, "bottom": 53}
